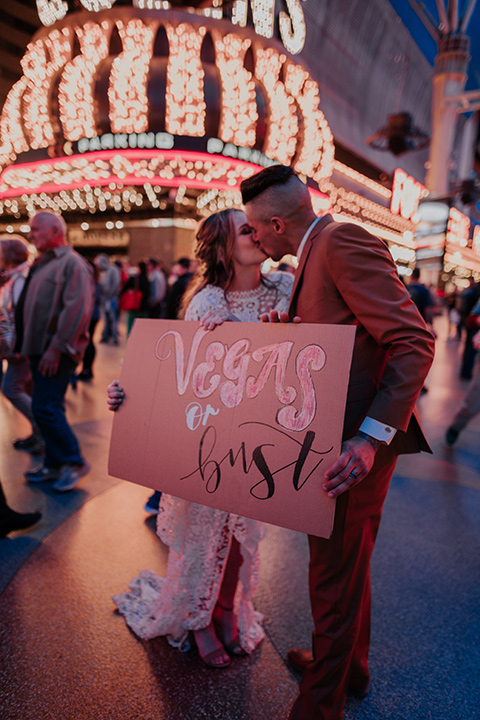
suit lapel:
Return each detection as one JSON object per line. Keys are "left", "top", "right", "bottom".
{"left": 289, "top": 214, "right": 334, "bottom": 316}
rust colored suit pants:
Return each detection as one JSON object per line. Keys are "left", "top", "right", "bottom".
{"left": 289, "top": 445, "right": 397, "bottom": 720}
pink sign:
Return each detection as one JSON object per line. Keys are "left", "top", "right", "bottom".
{"left": 109, "top": 319, "right": 355, "bottom": 537}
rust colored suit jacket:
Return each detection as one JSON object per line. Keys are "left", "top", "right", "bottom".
{"left": 289, "top": 215, "right": 435, "bottom": 455}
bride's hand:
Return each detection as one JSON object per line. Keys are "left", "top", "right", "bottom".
{"left": 200, "top": 308, "right": 239, "bottom": 331}
{"left": 107, "top": 380, "right": 125, "bottom": 411}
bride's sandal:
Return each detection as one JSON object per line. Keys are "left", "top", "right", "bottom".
{"left": 193, "top": 626, "right": 231, "bottom": 669}
{"left": 213, "top": 604, "right": 246, "bottom": 656}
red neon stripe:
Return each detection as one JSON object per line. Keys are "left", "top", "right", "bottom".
{"left": 0, "top": 149, "right": 328, "bottom": 201}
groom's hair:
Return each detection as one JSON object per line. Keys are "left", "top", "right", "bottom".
{"left": 240, "top": 165, "right": 296, "bottom": 205}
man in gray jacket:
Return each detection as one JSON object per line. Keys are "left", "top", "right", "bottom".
{"left": 15, "top": 211, "right": 94, "bottom": 492}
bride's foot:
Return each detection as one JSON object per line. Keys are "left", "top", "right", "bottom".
{"left": 193, "top": 623, "right": 230, "bottom": 668}
{"left": 213, "top": 604, "right": 245, "bottom": 656}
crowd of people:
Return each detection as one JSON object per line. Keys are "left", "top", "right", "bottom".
{"left": 0, "top": 214, "right": 197, "bottom": 528}
{"left": 0, "top": 165, "right": 478, "bottom": 720}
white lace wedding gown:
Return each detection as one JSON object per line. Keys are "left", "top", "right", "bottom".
{"left": 113, "top": 272, "right": 294, "bottom": 653}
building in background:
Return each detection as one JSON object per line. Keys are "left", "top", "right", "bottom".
{"left": 0, "top": 0, "right": 477, "bottom": 284}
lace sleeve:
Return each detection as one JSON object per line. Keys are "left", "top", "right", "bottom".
{"left": 268, "top": 272, "right": 295, "bottom": 314}
{"left": 184, "top": 285, "right": 228, "bottom": 321}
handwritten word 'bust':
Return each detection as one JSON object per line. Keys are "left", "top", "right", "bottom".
{"left": 155, "top": 328, "right": 326, "bottom": 432}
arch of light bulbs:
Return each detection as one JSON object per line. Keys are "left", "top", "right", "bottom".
{"left": 0, "top": 9, "right": 332, "bottom": 185}
{"left": 0, "top": 6, "right": 417, "bottom": 253}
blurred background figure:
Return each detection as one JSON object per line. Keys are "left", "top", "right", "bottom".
{"left": 456, "top": 279, "right": 480, "bottom": 380}
{"left": 444, "top": 287, "right": 461, "bottom": 339}
{"left": 165, "top": 257, "right": 194, "bottom": 319}
{"left": 0, "top": 477, "right": 41, "bottom": 537}
{"left": 446, "top": 316, "right": 480, "bottom": 446}
{"left": 407, "top": 267, "right": 436, "bottom": 394}
{"left": 74, "top": 260, "right": 101, "bottom": 383}
{"left": 96, "top": 254, "right": 121, "bottom": 346}
{"left": 0, "top": 235, "right": 44, "bottom": 455}
{"left": 119, "top": 260, "right": 151, "bottom": 336}
{"left": 147, "top": 258, "right": 167, "bottom": 319}
{"left": 407, "top": 268, "right": 436, "bottom": 335}
{"left": 18, "top": 211, "right": 93, "bottom": 493}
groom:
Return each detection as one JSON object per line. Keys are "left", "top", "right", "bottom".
{"left": 240, "top": 165, "right": 435, "bottom": 720}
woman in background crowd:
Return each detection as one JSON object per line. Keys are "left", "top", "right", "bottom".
{"left": 119, "top": 260, "right": 151, "bottom": 337}
{"left": 0, "top": 236, "right": 44, "bottom": 455}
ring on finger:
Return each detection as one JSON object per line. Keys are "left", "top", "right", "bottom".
{"left": 349, "top": 469, "right": 359, "bottom": 478}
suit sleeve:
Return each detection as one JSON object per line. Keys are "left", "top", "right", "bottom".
{"left": 326, "top": 223, "right": 435, "bottom": 432}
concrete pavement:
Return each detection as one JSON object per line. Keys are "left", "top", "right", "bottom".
{"left": 0, "top": 315, "right": 479, "bottom": 720}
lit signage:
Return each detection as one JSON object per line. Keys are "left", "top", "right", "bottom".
{"left": 77, "top": 132, "right": 175, "bottom": 153}
{"left": 447, "top": 207, "right": 470, "bottom": 248}
{"left": 69, "top": 227, "right": 130, "bottom": 247}
{"left": 0, "top": 9, "right": 333, "bottom": 184}
{"left": 75, "top": 133, "right": 278, "bottom": 169}
{"left": 390, "top": 168, "right": 425, "bottom": 220}
{"left": 35, "top": 0, "right": 308, "bottom": 54}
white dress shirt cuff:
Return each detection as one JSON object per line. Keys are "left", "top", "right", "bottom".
{"left": 359, "top": 417, "right": 397, "bottom": 445}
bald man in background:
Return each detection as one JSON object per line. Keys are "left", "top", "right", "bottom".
{"left": 15, "top": 211, "right": 94, "bottom": 492}
{"left": 240, "top": 166, "right": 435, "bottom": 720}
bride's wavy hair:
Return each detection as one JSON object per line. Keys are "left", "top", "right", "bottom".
{"left": 180, "top": 208, "right": 242, "bottom": 317}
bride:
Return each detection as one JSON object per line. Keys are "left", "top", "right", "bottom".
{"left": 108, "top": 208, "right": 293, "bottom": 668}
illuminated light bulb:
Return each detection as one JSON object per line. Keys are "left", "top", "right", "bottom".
{"left": 134, "top": 0, "right": 170, "bottom": 8}
{"left": 109, "top": 18, "right": 156, "bottom": 134}
{"left": 59, "top": 22, "right": 110, "bottom": 141}
{"left": 284, "top": 62, "right": 334, "bottom": 182}
{"left": 36, "top": 0, "right": 68, "bottom": 27}
{"left": 255, "top": 47, "right": 297, "bottom": 164}
{"left": 279, "top": 0, "right": 306, "bottom": 55}
{"left": 250, "top": 0, "right": 275, "bottom": 38}
{"left": 334, "top": 161, "right": 391, "bottom": 199}
{"left": 0, "top": 78, "right": 29, "bottom": 163}
{"left": 22, "top": 31, "right": 72, "bottom": 149}
{"left": 165, "top": 22, "right": 206, "bottom": 136}
{"left": 213, "top": 32, "right": 257, "bottom": 147}
{"left": 81, "top": 0, "right": 115, "bottom": 10}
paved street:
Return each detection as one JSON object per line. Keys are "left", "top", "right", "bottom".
{"left": 0, "top": 315, "right": 479, "bottom": 720}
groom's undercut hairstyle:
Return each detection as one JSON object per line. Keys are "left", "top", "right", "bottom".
{"left": 240, "top": 165, "right": 296, "bottom": 205}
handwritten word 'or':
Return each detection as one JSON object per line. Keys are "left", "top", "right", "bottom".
{"left": 185, "top": 402, "right": 219, "bottom": 431}
{"left": 155, "top": 328, "right": 326, "bottom": 432}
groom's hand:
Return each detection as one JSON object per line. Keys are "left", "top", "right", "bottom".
{"left": 261, "top": 310, "right": 301, "bottom": 323}
{"left": 322, "top": 433, "right": 381, "bottom": 498}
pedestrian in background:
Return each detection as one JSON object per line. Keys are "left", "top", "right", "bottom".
{"left": 16, "top": 212, "right": 93, "bottom": 493}
{"left": 165, "top": 257, "right": 193, "bottom": 319}
{"left": 119, "top": 260, "right": 151, "bottom": 336}
{"left": 457, "top": 278, "right": 480, "bottom": 380}
{"left": 0, "top": 235, "right": 44, "bottom": 455}
{"left": 96, "top": 253, "right": 121, "bottom": 345}
{"left": 74, "top": 260, "right": 101, "bottom": 383}
{"left": 147, "top": 258, "right": 167, "bottom": 319}
{"left": 446, "top": 300, "right": 480, "bottom": 445}
{"left": 0, "top": 477, "right": 41, "bottom": 538}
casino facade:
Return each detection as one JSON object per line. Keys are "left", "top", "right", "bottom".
{"left": 0, "top": 0, "right": 475, "bottom": 281}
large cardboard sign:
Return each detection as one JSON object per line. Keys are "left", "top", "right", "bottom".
{"left": 108, "top": 320, "right": 355, "bottom": 538}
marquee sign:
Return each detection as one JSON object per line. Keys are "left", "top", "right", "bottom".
{"left": 0, "top": 3, "right": 333, "bottom": 211}
{"left": 35, "top": 0, "right": 308, "bottom": 55}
